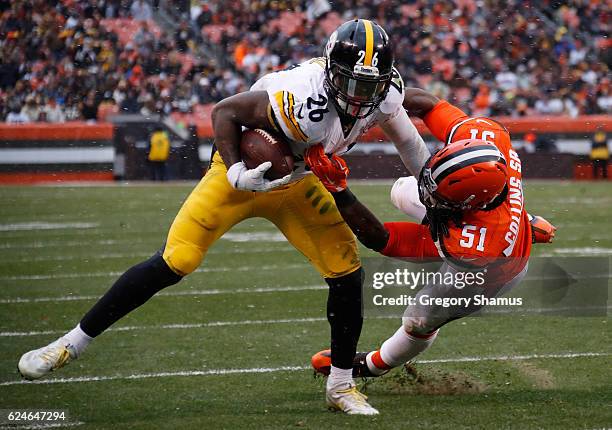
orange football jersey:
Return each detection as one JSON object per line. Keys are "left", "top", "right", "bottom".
{"left": 382, "top": 100, "right": 531, "bottom": 286}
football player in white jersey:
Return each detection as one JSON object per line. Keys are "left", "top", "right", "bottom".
{"left": 18, "top": 19, "right": 429, "bottom": 415}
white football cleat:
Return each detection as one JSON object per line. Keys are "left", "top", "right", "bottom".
{"left": 18, "top": 338, "right": 77, "bottom": 380}
{"left": 326, "top": 382, "right": 379, "bottom": 415}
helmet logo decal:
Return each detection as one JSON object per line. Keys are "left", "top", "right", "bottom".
{"left": 354, "top": 64, "right": 379, "bottom": 77}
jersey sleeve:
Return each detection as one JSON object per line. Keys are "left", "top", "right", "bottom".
{"left": 423, "top": 100, "right": 469, "bottom": 143}
{"left": 378, "top": 67, "right": 405, "bottom": 116}
{"left": 380, "top": 222, "right": 440, "bottom": 259}
{"left": 268, "top": 90, "right": 311, "bottom": 143}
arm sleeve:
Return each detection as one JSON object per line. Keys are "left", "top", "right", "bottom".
{"left": 423, "top": 100, "right": 469, "bottom": 143}
{"left": 379, "top": 107, "right": 430, "bottom": 176}
{"left": 380, "top": 222, "right": 440, "bottom": 259}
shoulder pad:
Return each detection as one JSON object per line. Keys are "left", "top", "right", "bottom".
{"left": 308, "top": 57, "right": 326, "bottom": 69}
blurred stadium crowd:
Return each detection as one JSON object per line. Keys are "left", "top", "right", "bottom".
{"left": 0, "top": 0, "right": 610, "bottom": 123}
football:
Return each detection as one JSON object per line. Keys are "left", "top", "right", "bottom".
{"left": 240, "top": 129, "right": 294, "bottom": 180}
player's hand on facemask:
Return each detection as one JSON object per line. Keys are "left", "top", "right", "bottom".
{"left": 226, "top": 161, "right": 292, "bottom": 192}
{"left": 304, "top": 144, "right": 350, "bottom": 193}
{"left": 529, "top": 214, "right": 556, "bottom": 243}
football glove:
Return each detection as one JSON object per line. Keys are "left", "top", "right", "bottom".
{"left": 304, "top": 144, "right": 349, "bottom": 192}
{"left": 226, "top": 161, "right": 292, "bottom": 192}
{"left": 529, "top": 214, "right": 556, "bottom": 243}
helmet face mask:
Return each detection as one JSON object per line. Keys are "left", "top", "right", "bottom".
{"left": 418, "top": 165, "right": 463, "bottom": 211}
{"left": 324, "top": 20, "right": 394, "bottom": 119}
{"left": 326, "top": 63, "right": 391, "bottom": 118}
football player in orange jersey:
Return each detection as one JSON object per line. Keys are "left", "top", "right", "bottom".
{"left": 306, "top": 88, "right": 556, "bottom": 378}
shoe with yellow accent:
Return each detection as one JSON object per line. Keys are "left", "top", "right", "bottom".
{"left": 18, "top": 338, "right": 77, "bottom": 380}
{"left": 326, "top": 382, "right": 379, "bottom": 415}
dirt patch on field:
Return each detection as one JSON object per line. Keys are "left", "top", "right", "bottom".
{"left": 509, "top": 360, "right": 556, "bottom": 389}
{"left": 369, "top": 363, "right": 488, "bottom": 396}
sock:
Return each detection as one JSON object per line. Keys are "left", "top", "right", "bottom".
{"left": 367, "top": 326, "right": 438, "bottom": 373}
{"left": 327, "top": 365, "right": 354, "bottom": 389}
{"left": 62, "top": 324, "right": 93, "bottom": 357}
{"left": 325, "top": 268, "right": 364, "bottom": 369}
{"left": 80, "top": 252, "right": 182, "bottom": 337}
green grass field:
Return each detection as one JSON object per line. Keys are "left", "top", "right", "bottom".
{"left": 0, "top": 180, "right": 610, "bottom": 429}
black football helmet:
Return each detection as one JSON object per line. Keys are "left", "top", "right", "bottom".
{"left": 324, "top": 19, "right": 394, "bottom": 119}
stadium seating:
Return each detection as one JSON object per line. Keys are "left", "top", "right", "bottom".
{"left": 1, "top": 0, "right": 610, "bottom": 124}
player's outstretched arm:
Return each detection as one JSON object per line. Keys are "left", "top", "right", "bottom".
{"left": 304, "top": 145, "right": 390, "bottom": 251}
{"left": 402, "top": 88, "right": 440, "bottom": 118}
{"left": 332, "top": 189, "right": 390, "bottom": 252}
{"left": 333, "top": 189, "right": 440, "bottom": 259}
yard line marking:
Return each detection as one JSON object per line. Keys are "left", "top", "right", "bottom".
{"left": 0, "top": 246, "right": 297, "bottom": 263}
{"left": 3, "top": 303, "right": 610, "bottom": 336}
{"left": 0, "top": 422, "right": 85, "bottom": 429}
{"left": 0, "top": 228, "right": 282, "bottom": 240}
{"left": 0, "top": 222, "right": 98, "bottom": 232}
{"left": 0, "top": 263, "right": 308, "bottom": 281}
{"left": 0, "top": 285, "right": 326, "bottom": 304}
{"left": 552, "top": 247, "right": 612, "bottom": 255}
{"left": 417, "top": 351, "right": 611, "bottom": 364}
{"left": 0, "top": 317, "right": 328, "bottom": 337}
{"left": 0, "top": 239, "right": 126, "bottom": 249}
{"left": 0, "top": 352, "right": 608, "bottom": 387}
{"left": 2, "top": 269, "right": 595, "bottom": 283}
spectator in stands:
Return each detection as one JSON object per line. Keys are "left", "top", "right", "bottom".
{"left": 41, "top": 98, "right": 66, "bottom": 123}
{"left": 175, "top": 21, "right": 194, "bottom": 53}
{"left": 590, "top": 129, "right": 609, "bottom": 179}
{"left": 6, "top": 104, "right": 29, "bottom": 123}
{"left": 148, "top": 125, "right": 171, "bottom": 181}
{"left": 1, "top": 0, "right": 610, "bottom": 123}
{"left": 131, "top": 0, "right": 152, "bottom": 21}
{"left": 82, "top": 91, "right": 100, "bottom": 121}
{"left": 20, "top": 96, "right": 40, "bottom": 122}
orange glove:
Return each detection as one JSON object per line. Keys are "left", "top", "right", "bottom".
{"left": 304, "top": 144, "right": 350, "bottom": 192}
{"left": 529, "top": 215, "right": 556, "bottom": 243}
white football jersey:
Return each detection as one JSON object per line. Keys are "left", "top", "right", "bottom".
{"left": 250, "top": 57, "right": 405, "bottom": 180}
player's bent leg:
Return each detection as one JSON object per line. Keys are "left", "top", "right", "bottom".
{"left": 18, "top": 252, "right": 182, "bottom": 380}
{"left": 19, "top": 154, "right": 253, "bottom": 380}
{"left": 80, "top": 252, "right": 183, "bottom": 337}
{"left": 364, "top": 326, "right": 439, "bottom": 376}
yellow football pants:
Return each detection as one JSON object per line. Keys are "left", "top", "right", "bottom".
{"left": 162, "top": 152, "right": 360, "bottom": 279}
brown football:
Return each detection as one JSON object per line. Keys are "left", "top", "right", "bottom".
{"left": 240, "top": 129, "right": 294, "bottom": 180}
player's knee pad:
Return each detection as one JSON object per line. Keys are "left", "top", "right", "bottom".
{"left": 162, "top": 244, "right": 203, "bottom": 276}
